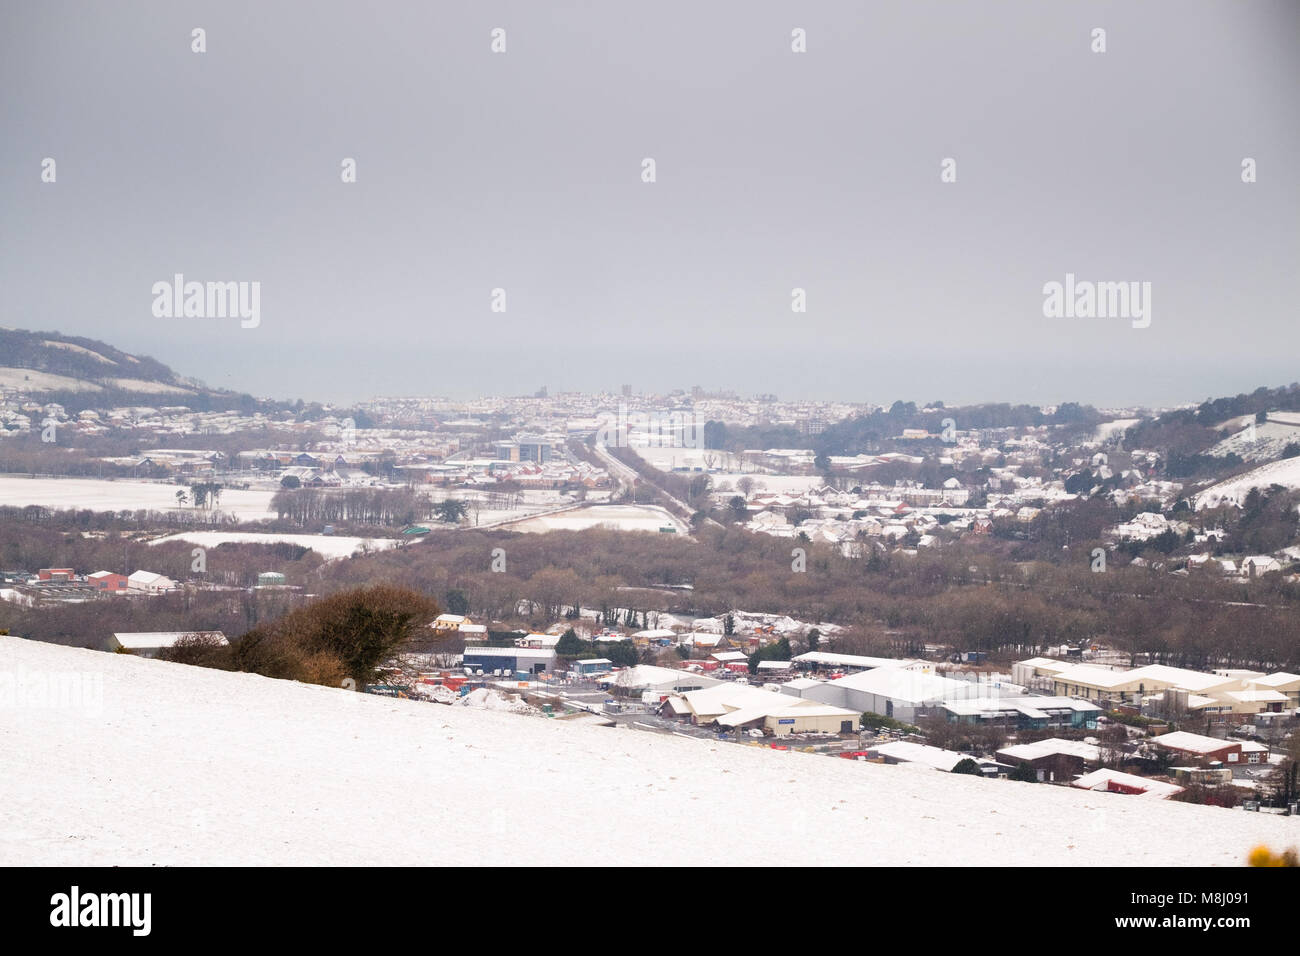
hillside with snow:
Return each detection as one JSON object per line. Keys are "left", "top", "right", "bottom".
{"left": 1, "top": 637, "right": 1294, "bottom": 866}
{"left": 1194, "top": 456, "right": 1300, "bottom": 510}
{"left": 1204, "top": 414, "right": 1300, "bottom": 463}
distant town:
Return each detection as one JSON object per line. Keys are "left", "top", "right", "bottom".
{"left": 1, "top": 328, "right": 1299, "bottom": 821}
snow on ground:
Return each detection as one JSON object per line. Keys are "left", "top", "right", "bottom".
{"left": 708, "top": 473, "right": 825, "bottom": 494}
{"left": 497, "top": 504, "right": 688, "bottom": 533}
{"left": 0, "top": 368, "right": 103, "bottom": 392}
{"left": 1093, "top": 419, "right": 1139, "bottom": 442}
{"left": 454, "top": 687, "right": 541, "bottom": 715}
{"left": 43, "top": 341, "right": 118, "bottom": 364}
{"left": 148, "top": 531, "right": 403, "bottom": 560}
{"left": 2, "top": 637, "right": 1294, "bottom": 866}
{"left": 0, "top": 475, "right": 277, "bottom": 520}
{"left": 104, "top": 378, "right": 195, "bottom": 395}
{"left": 1205, "top": 420, "right": 1300, "bottom": 463}
{"left": 1194, "top": 456, "right": 1300, "bottom": 509}
{"left": 636, "top": 447, "right": 725, "bottom": 471}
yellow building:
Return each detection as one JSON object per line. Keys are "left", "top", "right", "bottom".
{"left": 432, "top": 614, "right": 472, "bottom": 635}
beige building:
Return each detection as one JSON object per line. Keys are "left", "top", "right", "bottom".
{"left": 759, "top": 705, "right": 859, "bottom": 736}
{"left": 669, "top": 683, "right": 858, "bottom": 735}
{"left": 432, "top": 614, "right": 473, "bottom": 635}
{"left": 1044, "top": 661, "right": 1297, "bottom": 716}
{"left": 1249, "top": 672, "right": 1300, "bottom": 709}
{"left": 1050, "top": 663, "right": 1237, "bottom": 706}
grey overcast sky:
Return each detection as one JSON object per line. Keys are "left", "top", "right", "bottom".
{"left": 1, "top": 1, "right": 1297, "bottom": 408}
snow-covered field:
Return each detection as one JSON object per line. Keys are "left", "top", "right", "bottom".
{"left": 104, "top": 378, "right": 195, "bottom": 395}
{"left": 1093, "top": 419, "right": 1139, "bottom": 442}
{"left": 43, "top": 340, "right": 117, "bottom": 364}
{"left": 499, "top": 504, "right": 688, "bottom": 533}
{"left": 1, "top": 637, "right": 1294, "bottom": 866}
{"left": 0, "top": 368, "right": 103, "bottom": 392}
{"left": 1205, "top": 420, "right": 1300, "bottom": 463}
{"left": 1194, "top": 457, "right": 1300, "bottom": 509}
{"left": 148, "top": 531, "right": 403, "bottom": 560}
{"left": 637, "top": 447, "right": 726, "bottom": 471}
{"left": 709, "top": 473, "right": 824, "bottom": 494}
{"left": 0, "top": 475, "right": 277, "bottom": 520}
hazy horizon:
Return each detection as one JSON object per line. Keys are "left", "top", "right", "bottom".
{"left": 3, "top": 1, "right": 1297, "bottom": 411}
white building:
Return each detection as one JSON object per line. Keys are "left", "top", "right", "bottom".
{"left": 127, "top": 570, "right": 177, "bottom": 593}
{"left": 796, "top": 667, "right": 987, "bottom": 724}
{"left": 108, "top": 630, "right": 227, "bottom": 658}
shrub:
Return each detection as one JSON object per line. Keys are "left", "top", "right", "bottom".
{"left": 861, "top": 713, "right": 921, "bottom": 735}
{"left": 230, "top": 585, "right": 440, "bottom": 686}
{"left": 158, "top": 632, "right": 233, "bottom": 669}
{"left": 1009, "top": 763, "right": 1038, "bottom": 783}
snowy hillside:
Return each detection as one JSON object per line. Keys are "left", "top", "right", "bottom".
{"left": 1, "top": 637, "right": 1294, "bottom": 866}
{"left": 1205, "top": 416, "right": 1300, "bottom": 463}
{"left": 1194, "top": 456, "right": 1300, "bottom": 510}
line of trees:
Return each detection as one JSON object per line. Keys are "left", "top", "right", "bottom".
{"left": 270, "top": 486, "right": 434, "bottom": 528}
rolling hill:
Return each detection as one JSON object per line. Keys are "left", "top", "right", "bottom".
{"left": 1, "top": 636, "right": 1292, "bottom": 866}
{"left": 0, "top": 328, "right": 264, "bottom": 411}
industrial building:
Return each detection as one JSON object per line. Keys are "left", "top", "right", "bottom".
{"left": 791, "top": 651, "right": 923, "bottom": 674}
{"left": 1148, "top": 731, "right": 1259, "bottom": 765}
{"left": 664, "top": 683, "right": 858, "bottom": 735}
{"left": 872, "top": 741, "right": 1005, "bottom": 775}
{"left": 941, "top": 696, "right": 1102, "bottom": 731}
{"left": 573, "top": 658, "right": 613, "bottom": 677}
{"left": 598, "top": 665, "right": 720, "bottom": 696}
{"left": 795, "top": 667, "right": 987, "bottom": 724}
{"left": 461, "top": 646, "right": 555, "bottom": 676}
{"left": 1017, "top": 657, "right": 1300, "bottom": 718}
{"left": 1071, "top": 769, "right": 1184, "bottom": 799}
{"left": 996, "top": 738, "right": 1101, "bottom": 782}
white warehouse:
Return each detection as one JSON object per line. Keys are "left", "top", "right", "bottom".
{"left": 794, "top": 667, "right": 989, "bottom": 724}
